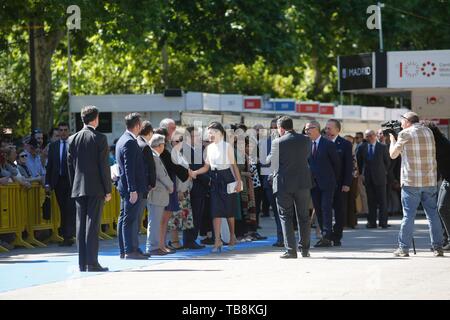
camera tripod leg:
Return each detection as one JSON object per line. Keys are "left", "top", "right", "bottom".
{"left": 412, "top": 237, "right": 416, "bottom": 255}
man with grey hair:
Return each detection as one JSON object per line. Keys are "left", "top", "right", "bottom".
{"left": 356, "top": 129, "right": 390, "bottom": 229}
{"left": 159, "top": 118, "right": 176, "bottom": 151}
{"left": 390, "top": 111, "right": 444, "bottom": 257}
{"left": 306, "top": 120, "right": 339, "bottom": 248}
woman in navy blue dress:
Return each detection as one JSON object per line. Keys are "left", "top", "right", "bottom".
{"left": 191, "top": 122, "right": 243, "bottom": 252}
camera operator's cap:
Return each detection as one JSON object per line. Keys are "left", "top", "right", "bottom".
{"left": 401, "top": 111, "right": 419, "bottom": 122}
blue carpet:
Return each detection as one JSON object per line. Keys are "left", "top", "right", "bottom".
{"left": 0, "top": 236, "right": 277, "bottom": 293}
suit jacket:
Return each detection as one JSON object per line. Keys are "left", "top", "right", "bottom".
{"left": 147, "top": 150, "right": 173, "bottom": 206}
{"left": 67, "top": 126, "right": 112, "bottom": 198}
{"left": 333, "top": 135, "right": 353, "bottom": 188}
{"left": 45, "top": 139, "right": 69, "bottom": 188}
{"left": 266, "top": 131, "right": 312, "bottom": 194}
{"left": 308, "top": 136, "right": 339, "bottom": 191}
{"left": 115, "top": 131, "right": 147, "bottom": 196}
{"left": 356, "top": 142, "right": 390, "bottom": 186}
{"left": 137, "top": 136, "right": 157, "bottom": 189}
{"left": 159, "top": 148, "right": 189, "bottom": 182}
{"left": 182, "top": 143, "right": 209, "bottom": 197}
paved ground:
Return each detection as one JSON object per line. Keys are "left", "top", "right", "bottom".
{"left": 0, "top": 215, "right": 449, "bottom": 300}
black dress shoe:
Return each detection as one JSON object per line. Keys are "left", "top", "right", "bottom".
{"left": 313, "top": 238, "right": 332, "bottom": 248}
{"left": 79, "top": 265, "right": 86, "bottom": 272}
{"left": 280, "top": 252, "right": 297, "bottom": 259}
{"left": 59, "top": 239, "right": 74, "bottom": 247}
{"left": 366, "top": 223, "right": 377, "bottom": 229}
{"left": 119, "top": 253, "right": 125, "bottom": 259}
{"left": 184, "top": 242, "right": 205, "bottom": 249}
{"left": 125, "top": 252, "right": 148, "bottom": 260}
{"left": 333, "top": 240, "right": 342, "bottom": 247}
{"left": 86, "top": 264, "right": 109, "bottom": 272}
{"left": 272, "top": 242, "right": 284, "bottom": 247}
{"left": 301, "top": 250, "right": 310, "bottom": 258}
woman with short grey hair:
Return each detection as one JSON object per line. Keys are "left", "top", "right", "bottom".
{"left": 145, "top": 134, "right": 174, "bottom": 255}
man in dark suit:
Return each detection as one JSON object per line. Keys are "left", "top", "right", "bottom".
{"left": 260, "top": 118, "right": 284, "bottom": 247}
{"left": 306, "top": 120, "right": 339, "bottom": 247}
{"left": 136, "top": 120, "right": 156, "bottom": 256}
{"left": 116, "top": 113, "right": 149, "bottom": 260}
{"left": 325, "top": 119, "right": 353, "bottom": 246}
{"left": 67, "top": 106, "right": 111, "bottom": 272}
{"left": 266, "top": 116, "right": 312, "bottom": 259}
{"left": 357, "top": 129, "right": 390, "bottom": 228}
{"left": 182, "top": 127, "right": 207, "bottom": 249}
{"left": 45, "top": 122, "right": 76, "bottom": 246}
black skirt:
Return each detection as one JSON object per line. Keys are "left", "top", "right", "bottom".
{"left": 210, "top": 168, "right": 237, "bottom": 218}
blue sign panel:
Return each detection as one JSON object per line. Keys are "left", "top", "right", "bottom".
{"left": 273, "top": 100, "right": 295, "bottom": 111}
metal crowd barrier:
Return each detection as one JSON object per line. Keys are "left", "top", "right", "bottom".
{"left": 0, "top": 183, "right": 124, "bottom": 252}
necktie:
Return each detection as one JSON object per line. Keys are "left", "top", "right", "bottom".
{"left": 369, "top": 144, "right": 374, "bottom": 160}
{"left": 313, "top": 141, "right": 317, "bottom": 157}
{"left": 61, "top": 140, "right": 67, "bottom": 176}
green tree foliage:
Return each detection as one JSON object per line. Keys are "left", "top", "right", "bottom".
{"left": 1, "top": 1, "right": 450, "bottom": 137}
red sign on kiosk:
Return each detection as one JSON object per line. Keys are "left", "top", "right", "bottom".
{"left": 244, "top": 98, "right": 262, "bottom": 109}
{"left": 296, "top": 102, "right": 319, "bottom": 113}
{"left": 319, "top": 104, "right": 335, "bottom": 115}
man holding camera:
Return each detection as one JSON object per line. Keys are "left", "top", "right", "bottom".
{"left": 389, "top": 112, "right": 444, "bottom": 257}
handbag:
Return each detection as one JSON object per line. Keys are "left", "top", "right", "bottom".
{"left": 42, "top": 194, "right": 52, "bottom": 220}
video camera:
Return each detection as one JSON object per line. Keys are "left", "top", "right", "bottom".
{"left": 381, "top": 120, "right": 402, "bottom": 139}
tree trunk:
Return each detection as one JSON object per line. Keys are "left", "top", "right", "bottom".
{"left": 161, "top": 42, "right": 169, "bottom": 89}
{"left": 311, "top": 50, "right": 325, "bottom": 98}
{"left": 31, "top": 25, "right": 64, "bottom": 133}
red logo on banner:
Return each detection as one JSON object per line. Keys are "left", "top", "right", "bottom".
{"left": 421, "top": 61, "right": 437, "bottom": 77}
{"left": 244, "top": 99, "right": 261, "bottom": 109}
{"left": 319, "top": 105, "right": 334, "bottom": 115}
{"left": 296, "top": 103, "right": 319, "bottom": 113}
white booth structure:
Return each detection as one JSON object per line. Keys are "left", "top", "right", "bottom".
{"left": 338, "top": 49, "right": 450, "bottom": 136}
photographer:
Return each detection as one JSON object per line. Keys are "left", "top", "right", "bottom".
{"left": 389, "top": 112, "right": 444, "bottom": 257}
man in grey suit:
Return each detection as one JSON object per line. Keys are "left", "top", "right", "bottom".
{"left": 267, "top": 116, "right": 313, "bottom": 259}
{"left": 357, "top": 129, "right": 390, "bottom": 228}
{"left": 68, "top": 106, "right": 112, "bottom": 272}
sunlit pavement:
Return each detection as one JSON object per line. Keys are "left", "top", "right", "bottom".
{"left": 1, "top": 214, "right": 449, "bottom": 300}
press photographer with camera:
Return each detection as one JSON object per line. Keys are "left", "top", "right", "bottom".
{"left": 389, "top": 111, "right": 444, "bottom": 257}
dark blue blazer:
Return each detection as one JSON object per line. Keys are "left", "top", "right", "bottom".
{"left": 356, "top": 142, "right": 390, "bottom": 186}
{"left": 115, "top": 131, "right": 147, "bottom": 196}
{"left": 334, "top": 135, "right": 353, "bottom": 188}
{"left": 308, "top": 136, "right": 339, "bottom": 191}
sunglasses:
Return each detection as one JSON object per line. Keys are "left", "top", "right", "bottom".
{"left": 20, "top": 154, "right": 28, "bottom": 158}
{"left": 32, "top": 129, "right": 42, "bottom": 134}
